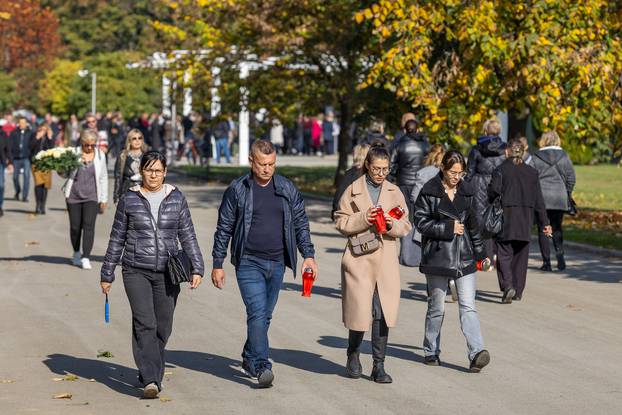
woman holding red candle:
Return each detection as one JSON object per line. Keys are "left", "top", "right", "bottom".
{"left": 334, "top": 144, "right": 411, "bottom": 383}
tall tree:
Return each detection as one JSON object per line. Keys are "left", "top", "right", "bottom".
{"left": 154, "top": 0, "right": 403, "bottom": 181}
{"left": 360, "top": 0, "right": 622, "bottom": 162}
{"left": 0, "top": 0, "right": 61, "bottom": 107}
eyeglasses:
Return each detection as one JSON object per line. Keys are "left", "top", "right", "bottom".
{"left": 130, "top": 137, "right": 143, "bottom": 141}
{"left": 143, "top": 169, "right": 165, "bottom": 176}
{"left": 445, "top": 170, "right": 466, "bottom": 179}
{"left": 82, "top": 144, "right": 96, "bottom": 149}
{"left": 370, "top": 167, "right": 390, "bottom": 176}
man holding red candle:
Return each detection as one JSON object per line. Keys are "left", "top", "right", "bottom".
{"left": 211, "top": 139, "right": 317, "bottom": 388}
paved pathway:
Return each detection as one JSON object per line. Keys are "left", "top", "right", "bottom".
{"left": 0, "top": 171, "right": 621, "bottom": 414}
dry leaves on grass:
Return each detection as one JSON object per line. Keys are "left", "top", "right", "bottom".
{"left": 97, "top": 350, "right": 114, "bottom": 358}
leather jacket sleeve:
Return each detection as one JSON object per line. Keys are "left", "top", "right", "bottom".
{"left": 113, "top": 155, "right": 122, "bottom": 203}
{"left": 177, "top": 194, "right": 205, "bottom": 276}
{"left": 212, "top": 184, "right": 238, "bottom": 268}
{"left": 413, "top": 194, "right": 455, "bottom": 241}
{"left": 292, "top": 187, "right": 315, "bottom": 259}
{"left": 465, "top": 201, "right": 486, "bottom": 260}
{"left": 101, "top": 196, "right": 129, "bottom": 282}
{"left": 465, "top": 148, "right": 478, "bottom": 182}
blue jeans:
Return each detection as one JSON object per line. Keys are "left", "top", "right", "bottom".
{"left": 215, "top": 137, "right": 231, "bottom": 164}
{"left": 235, "top": 255, "right": 285, "bottom": 375}
{"left": 0, "top": 163, "right": 5, "bottom": 208}
{"left": 12, "top": 158, "right": 30, "bottom": 200}
{"left": 424, "top": 273, "right": 485, "bottom": 361}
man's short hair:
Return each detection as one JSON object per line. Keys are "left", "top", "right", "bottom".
{"left": 250, "top": 139, "right": 275, "bottom": 157}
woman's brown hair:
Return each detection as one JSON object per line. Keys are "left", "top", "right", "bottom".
{"left": 362, "top": 143, "right": 390, "bottom": 175}
{"left": 424, "top": 144, "right": 445, "bottom": 167}
{"left": 441, "top": 150, "right": 466, "bottom": 172}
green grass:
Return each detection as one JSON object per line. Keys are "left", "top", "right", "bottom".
{"left": 176, "top": 164, "right": 337, "bottom": 197}
{"left": 574, "top": 164, "right": 622, "bottom": 211}
{"left": 563, "top": 226, "right": 622, "bottom": 251}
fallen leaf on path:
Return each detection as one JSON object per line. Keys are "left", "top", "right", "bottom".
{"left": 1, "top": 379, "right": 15, "bottom": 384}
{"left": 164, "top": 371, "right": 173, "bottom": 376}
{"left": 159, "top": 396, "right": 172, "bottom": 402}
{"left": 53, "top": 393, "right": 72, "bottom": 399}
{"left": 53, "top": 375, "right": 78, "bottom": 382}
{"left": 27, "top": 214, "right": 37, "bottom": 220}
{"left": 97, "top": 350, "right": 114, "bottom": 358}
{"left": 566, "top": 304, "right": 582, "bottom": 311}
{"left": 88, "top": 379, "right": 96, "bottom": 382}
{"left": 24, "top": 240, "right": 40, "bottom": 247}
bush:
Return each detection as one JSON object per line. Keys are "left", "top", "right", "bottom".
{"left": 564, "top": 140, "right": 594, "bottom": 165}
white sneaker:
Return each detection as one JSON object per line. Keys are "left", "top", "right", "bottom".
{"left": 72, "top": 252, "right": 82, "bottom": 267}
{"left": 81, "top": 258, "right": 92, "bottom": 270}
{"left": 143, "top": 383, "right": 159, "bottom": 399}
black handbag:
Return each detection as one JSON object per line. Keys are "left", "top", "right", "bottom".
{"left": 167, "top": 250, "right": 193, "bottom": 285}
{"left": 483, "top": 197, "right": 503, "bottom": 238}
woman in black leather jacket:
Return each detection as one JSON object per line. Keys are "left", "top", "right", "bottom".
{"left": 413, "top": 150, "right": 490, "bottom": 373}
{"left": 100, "top": 151, "right": 204, "bottom": 399}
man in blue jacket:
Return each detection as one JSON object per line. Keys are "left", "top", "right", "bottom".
{"left": 211, "top": 139, "right": 317, "bottom": 388}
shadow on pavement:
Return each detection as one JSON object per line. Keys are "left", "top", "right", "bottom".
{"left": 317, "top": 336, "right": 470, "bottom": 373}
{"left": 42, "top": 353, "right": 141, "bottom": 398}
{"left": 165, "top": 350, "right": 256, "bottom": 389}
{"left": 282, "top": 282, "right": 342, "bottom": 299}
{"left": 0, "top": 255, "right": 105, "bottom": 265}
{"left": 528, "top": 250, "right": 622, "bottom": 284}
{"left": 270, "top": 348, "right": 349, "bottom": 378}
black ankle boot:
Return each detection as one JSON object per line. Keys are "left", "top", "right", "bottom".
{"left": 556, "top": 254, "right": 566, "bottom": 271}
{"left": 371, "top": 361, "right": 392, "bottom": 383}
{"left": 346, "top": 330, "right": 364, "bottom": 378}
{"left": 539, "top": 259, "right": 552, "bottom": 272}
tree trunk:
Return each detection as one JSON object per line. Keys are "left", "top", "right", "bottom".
{"left": 508, "top": 108, "right": 528, "bottom": 140}
{"left": 335, "top": 97, "right": 352, "bottom": 187}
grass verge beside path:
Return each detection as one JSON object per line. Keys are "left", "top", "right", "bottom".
{"left": 175, "top": 164, "right": 622, "bottom": 250}
{"left": 176, "top": 164, "right": 337, "bottom": 197}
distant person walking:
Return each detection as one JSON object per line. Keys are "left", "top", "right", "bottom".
{"left": 8, "top": 117, "right": 34, "bottom": 202}
{"left": 465, "top": 118, "right": 506, "bottom": 265}
{"left": 31, "top": 125, "right": 55, "bottom": 214}
{"left": 488, "top": 139, "right": 552, "bottom": 303}
{"left": 64, "top": 129, "right": 108, "bottom": 270}
{"left": 113, "top": 129, "right": 147, "bottom": 204}
{"left": 531, "top": 131, "right": 576, "bottom": 271}
{"left": 0, "top": 128, "right": 13, "bottom": 217}
{"left": 211, "top": 139, "right": 317, "bottom": 388}
{"left": 335, "top": 144, "right": 412, "bottom": 383}
{"left": 101, "top": 151, "right": 204, "bottom": 399}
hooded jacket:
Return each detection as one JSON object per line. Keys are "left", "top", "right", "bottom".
{"left": 100, "top": 184, "right": 204, "bottom": 282}
{"left": 465, "top": 135, "right": 506, "bottom": 219}
{"left": 531, "top": 146, "right": 576, "bottom": 211}
{"left": 413, "top": 173, "right": 485, "bottom": 278}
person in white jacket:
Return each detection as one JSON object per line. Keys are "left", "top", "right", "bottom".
{"left": 63, "top": 129, "right": 108, "bottom": 269}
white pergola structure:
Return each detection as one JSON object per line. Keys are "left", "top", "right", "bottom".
{"left": 135, "top": 51, "right": 319, "bottom": 166}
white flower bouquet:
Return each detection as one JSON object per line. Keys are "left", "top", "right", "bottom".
{"left": 32, "top": 147, "right": 80, "bottom": 176}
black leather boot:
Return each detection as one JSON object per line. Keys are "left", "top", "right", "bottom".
{"left": 371, "top": 321, "right": 392, "bottom": 383}
{"left": 556, "top": 253, "right": 566, "bottom": 271}
{"left": 539, "top": 259, "right": 552, "bottom": 271}
{"left": 346, "top": 330, "right": 363, "bottom": 378}
{"left": 40, "top": 188, "right": 48, "bottom": 214}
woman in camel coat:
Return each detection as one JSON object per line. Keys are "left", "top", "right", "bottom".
{"left": 335, "top": 144, "right": 411, "bottom": 384}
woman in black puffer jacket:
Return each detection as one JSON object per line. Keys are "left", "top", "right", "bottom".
{"left": 100, "top": 151, "right": 204, "bottom": 399}
{"left": 465, "top": 118, "right": 506, "bottom": 263}
{"left": 413, "top": 150, "right": 490, "bottom": 373}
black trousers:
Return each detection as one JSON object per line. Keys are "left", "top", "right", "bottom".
{"left": 67, "top": 201, "right": 99, "bottom": 257}
{"left": 123, "top": 266, "right": 180, "bottom": 388}
{"left": 538, "top": 209, "right": 565, "bottom": 261}
{"left": 496, "top": 240, "right": 530, "bottom": 297}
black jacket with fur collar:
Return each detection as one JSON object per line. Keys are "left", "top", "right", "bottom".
{"left": 413, "top": 173, "right": 485, "bottom": 278}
